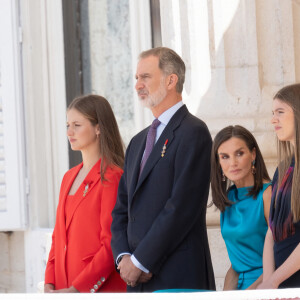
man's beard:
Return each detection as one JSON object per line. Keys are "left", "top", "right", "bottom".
{"left": 138, "top": 78, "right": 167, "bottom": 108}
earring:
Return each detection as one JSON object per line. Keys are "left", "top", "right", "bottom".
{"left": 251, "top": 160, "right": 256, "bottom": 175}
{"left": 96, "top": 133, "right": 100, "bottom": 139}
{"left": 222, "top": 171, "right": 226, "bottom": 182}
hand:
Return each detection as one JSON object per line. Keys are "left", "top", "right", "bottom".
{"left": 49, "top": 286, "right": 79, "bottom": 293}
{"left": 257, "top": 279, "right": 278, "bottom": 290}
{"left": 138, "top": 272, "right": 153, "bottom": 283}
{"left": 118, "top": 255, "right": 142, "bottom": 287}
{"left": 44, "top": 283, "right": 55, "bottom": 293}
{"left": 246, "top": 274, "right": 263, "bottom": 290}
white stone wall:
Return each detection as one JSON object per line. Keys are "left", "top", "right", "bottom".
{"left": 0, "top": 232, "right": 25, "bottom": 292}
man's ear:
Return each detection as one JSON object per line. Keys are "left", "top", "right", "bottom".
{"left": 167, "top": 74, "right": 178, "bottom": 90}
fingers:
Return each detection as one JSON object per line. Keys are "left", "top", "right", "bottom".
{"left": 138, "top": 272, "right": 153, "bottom": 283}
{"left": 125, "top": 271, "right": 153, "bottom": 286}
{"left": 44, "top": 283, "right": 55, "bottom": 293}
{"left": 118, "top": 256, "right": 144, "bottom": 287}
{"left": 126, "top": 281, "right": 137, "bottom": 287}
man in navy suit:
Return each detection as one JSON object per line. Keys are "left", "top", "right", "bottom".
{"left": 111, "top": 47, "right": 215, "bottom": 292}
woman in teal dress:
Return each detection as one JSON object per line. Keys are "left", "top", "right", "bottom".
{"left": 210, "top": 125, "right": 272, "bottom": 290}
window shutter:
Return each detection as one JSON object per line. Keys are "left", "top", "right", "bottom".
{"left": 0, "top": 0, "right": 27, "bottom": 230}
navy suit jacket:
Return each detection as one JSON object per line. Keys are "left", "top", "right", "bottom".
{"left": 111, "top": 105, "right": 215, "bottom": 291}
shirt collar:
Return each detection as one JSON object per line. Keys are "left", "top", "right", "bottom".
{"left": 157, "top": 101, "right": 184, "bottom": 126}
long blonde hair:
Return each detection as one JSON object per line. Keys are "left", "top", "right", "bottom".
{"left": 274, "top": 83, "right": 300, "bottom": 222}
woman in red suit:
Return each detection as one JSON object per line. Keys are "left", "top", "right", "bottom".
{"left": 44, "top": 95, "right": 126, "bottom": 293}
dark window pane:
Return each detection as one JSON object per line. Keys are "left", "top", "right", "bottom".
{"left": 150, "top": 0, "right": 162, "bottom": 47}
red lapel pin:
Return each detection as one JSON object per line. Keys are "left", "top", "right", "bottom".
{"left": 161, "top": 139, "right": 168, "bottom": 157}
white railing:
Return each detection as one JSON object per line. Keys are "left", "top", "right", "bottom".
{"left": 3, "top": 288, "right": 300, "bottom": 300}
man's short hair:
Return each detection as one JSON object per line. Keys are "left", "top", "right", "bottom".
{"left": 139, "top": 47, "right": 186, "bottom": 93}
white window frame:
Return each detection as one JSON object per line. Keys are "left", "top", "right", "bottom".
{"left": 0, "top": 0, "right": 27, "bottom": 230}
{"left": 20, "top": 0, "right": 68, "bottom": 229}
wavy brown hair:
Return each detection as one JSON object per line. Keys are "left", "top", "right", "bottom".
{"left": 274, "top": 83, "right": 300, "bottom": 222}
{"left": 210, "top": 125, "right": 270, "bottom": 212}
{"left": 68, "top": 94, "right": 124, "bottom": 181}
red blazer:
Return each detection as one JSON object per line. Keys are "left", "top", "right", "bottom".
{"left": 45, "top": 159, "right": 126, "bottom": 292}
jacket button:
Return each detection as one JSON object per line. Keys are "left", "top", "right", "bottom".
{"left": 94, "top": 284, "right": 98, "bottom": 289}
{"left": 97, "top": 281, "right": 101, "bottom": 285}
{"left": 90, "top": 288, "right": 95, "bottom": 293}
{"left": 64, "top": 245, "right": 66, "bottom": 251}
{"left": 101, "top": 277, "right": 105, "bottom": 282}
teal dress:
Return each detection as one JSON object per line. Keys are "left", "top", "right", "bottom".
{"left": 220, "top": 183, "right": 270, "bottom": 289}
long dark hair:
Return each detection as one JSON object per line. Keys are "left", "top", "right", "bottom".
{"left": 68, "top": 94, "right": 124, "bottom": 180}
{"left": 274, "top": 83, "right": 300, "bottom": 221}
{"left": 211, "top": 125, "right": 270, "bottom": 212}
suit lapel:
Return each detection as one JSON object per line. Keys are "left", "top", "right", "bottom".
{"left": 65, "top": 159, "right": 101, "bottom": 230}
{"left": 133, "top": 105, "right": 188, "bottom": 197}
{"left": 128, "top": 133, "right": 147, "bottom": 201}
